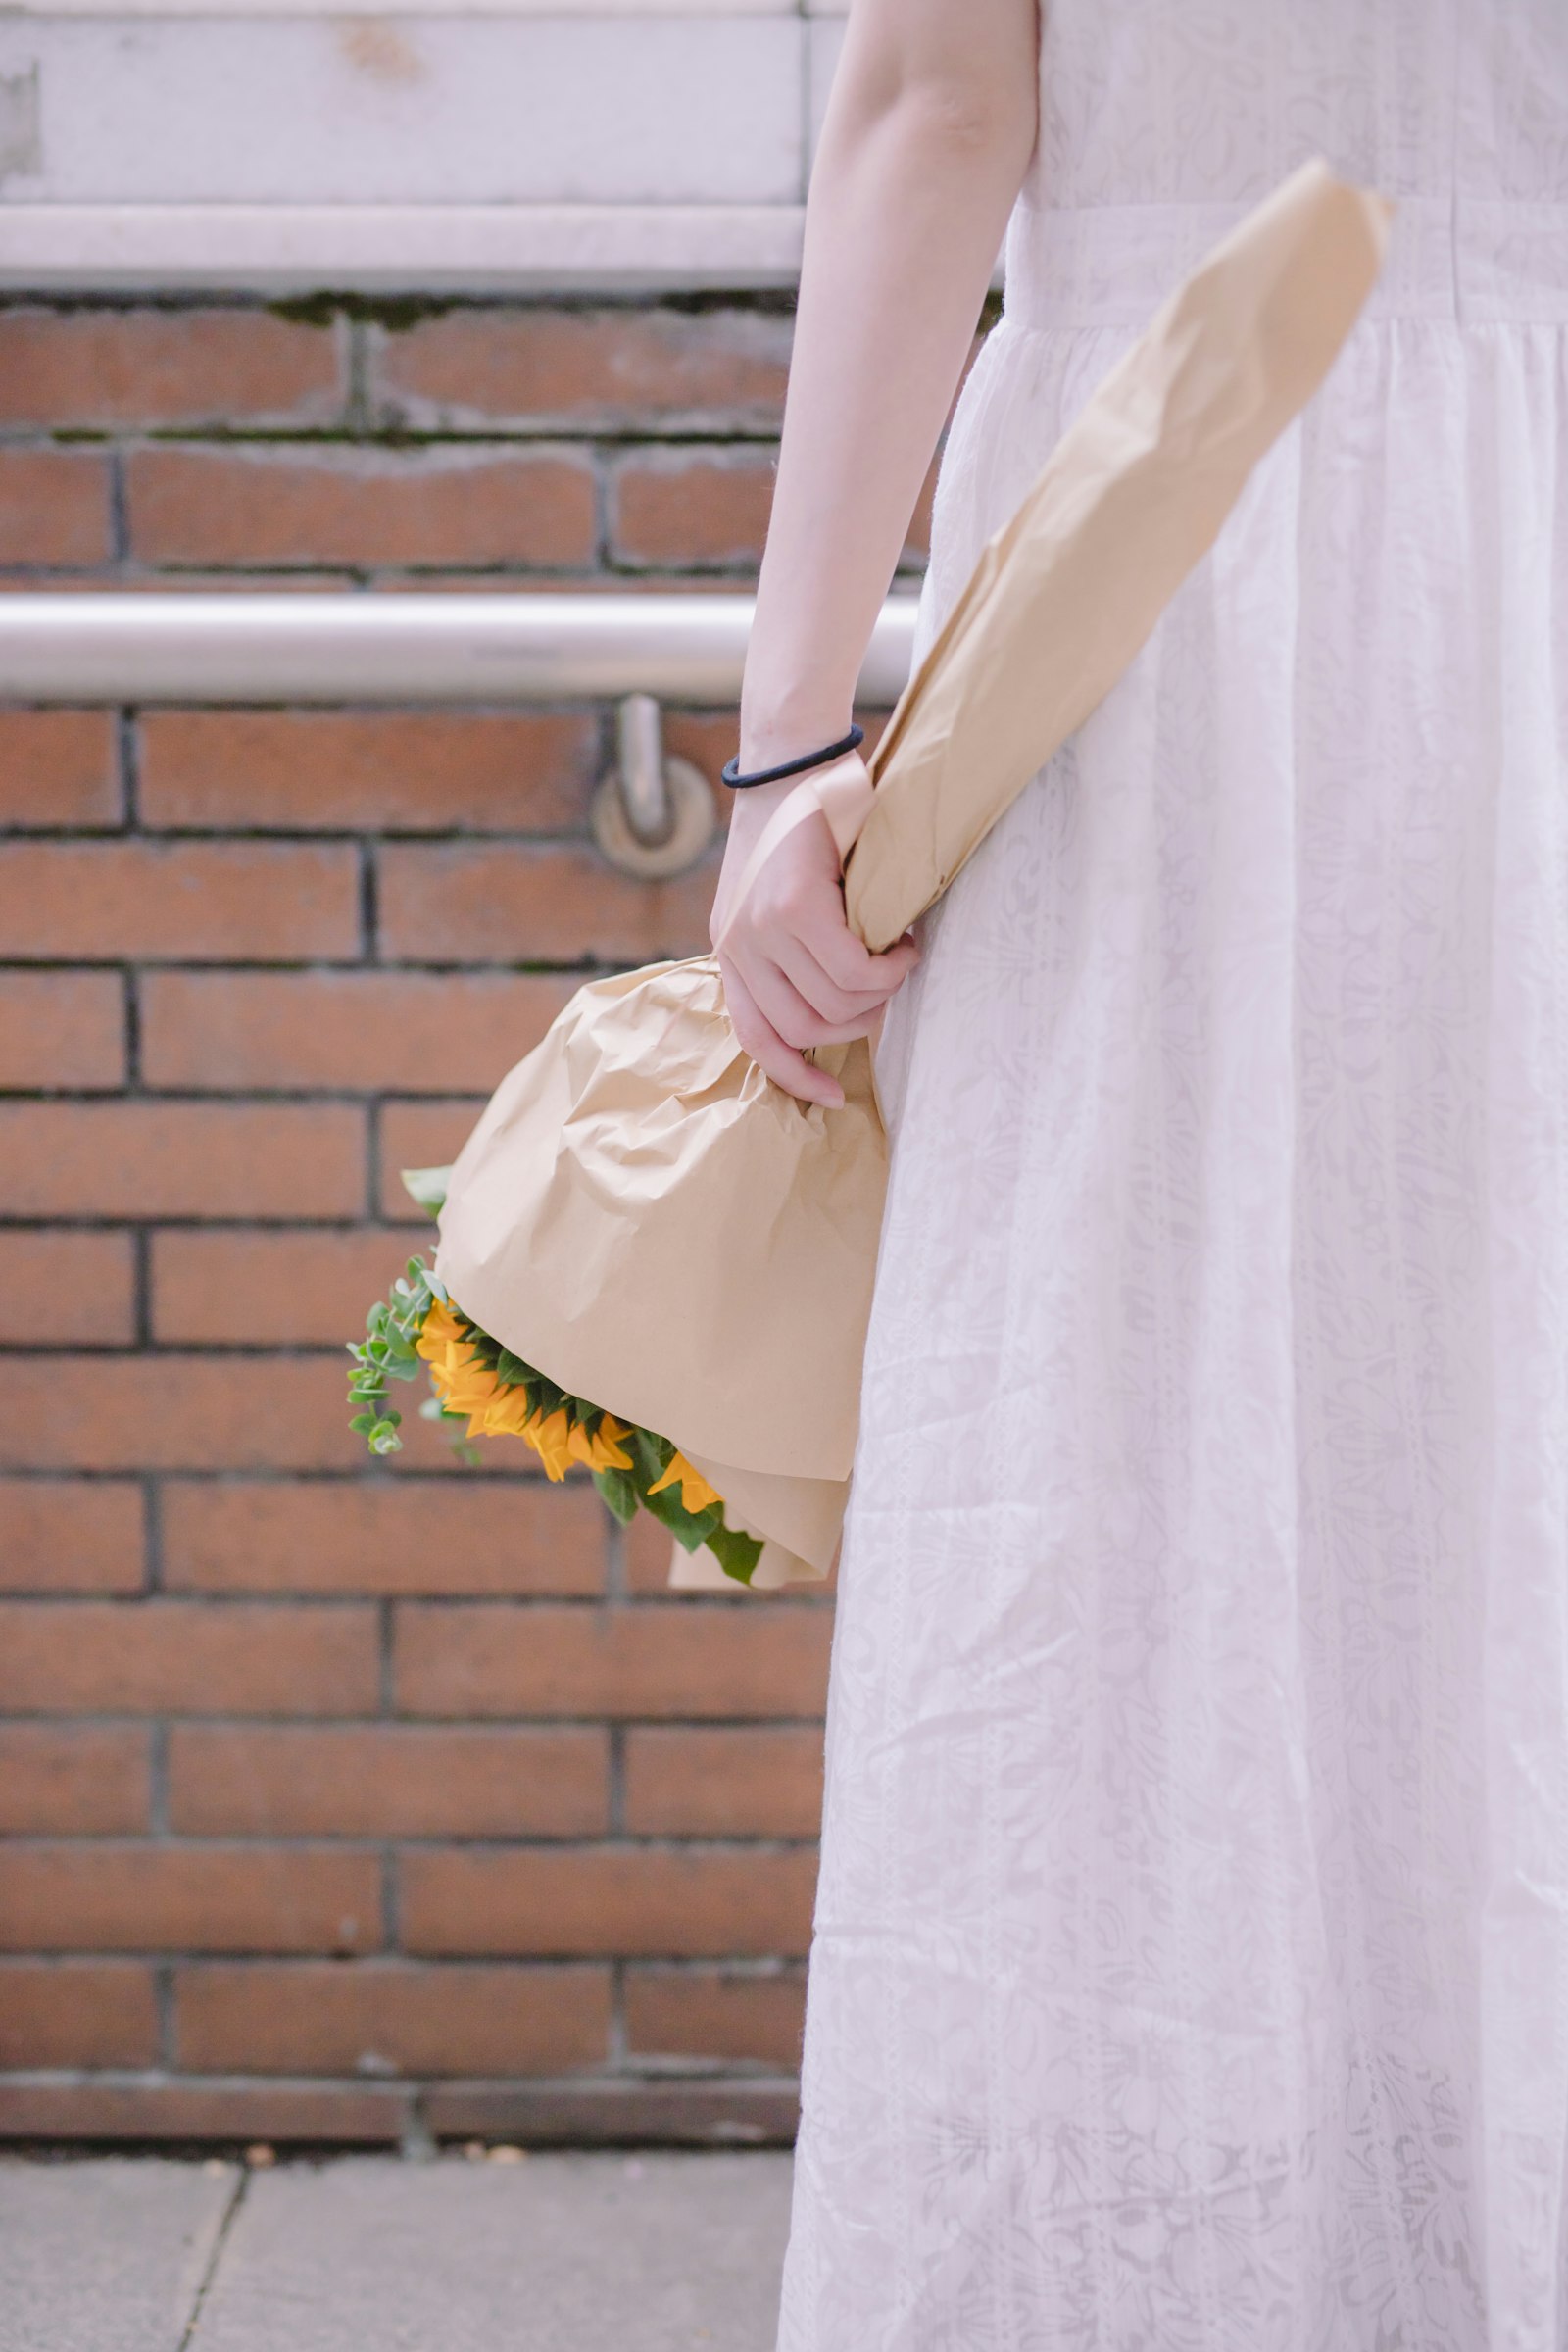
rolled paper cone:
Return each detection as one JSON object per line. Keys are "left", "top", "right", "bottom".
{"left": 844, "top": 160, "right": 1393, "bottom": 952}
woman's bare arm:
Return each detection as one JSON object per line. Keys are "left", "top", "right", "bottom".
{"left": 711, "top": 0, "right": 1039, "bottom": 1104}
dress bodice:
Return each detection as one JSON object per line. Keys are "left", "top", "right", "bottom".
{"left": 1005, "top": 0, "right": 1568, "bottom": 328}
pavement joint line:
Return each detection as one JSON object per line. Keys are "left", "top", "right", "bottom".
{"left": 176, "top": 2161, "right": 249, "bottom": 2352}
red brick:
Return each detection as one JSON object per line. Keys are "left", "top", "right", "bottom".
{"left": 0, "top": 1599, "right": 378, "bottom": 1713}
{"left": 624, "top": 1967, "right": 806, "bottom": 2068}
{"left": 377, "top": 842, "right": 714, "bottom": 965}
{"left": 168, "top": 1724, "right": 608, "bottom": 1837}
{"left": 162, "top": 1478, "right": 605, "bottom": 1596}
{"left": 0, "top": 306, "right": 344, "bottom": 428}
{"left": 0, "top": 1101, "right": 364, "bottom": 1216}
{"left": 0, "top": 1844, "right": 380, "bottom": 1953}
{"left": 0, "top": 840, "right": 358, "bottom": 961}
{"left": 375, "top": 307, "right": 791, "bottom": 430}
{"left": 0, "top": 971, "right": 123, "bottom": 1088}
{"left": 152, "top": 1228, "right": 419, "bottom": 1344}
{"left": 126, "top": 445, "right": 597, "bottom": 569}
{"left": 0, "top": 1480, "right": 145, "bottom": 1593}
{"left": 395, "top": 1605, "right": 832, "bottom": 1721}
{"left": 610, "top": 449, "right": 775, "bottom": 569}
{"left": 175, "top": 1959, "right": 611, "bottom": 2076}
{"left": 0, "top": 1725, "right": 152, "bottom": 1833}
{"left": 0, "top": 710, "right": 120, "bottom": 826}
{"left": 141, "top": 970, "right": 574, "bottom": 1092}
{"left": 0, "top": 448, "right": 111, "bottom": 568}
{"left": 401, "top": 1846, "right": 817, "bottom": 1958}
{"left": 0, "top": 1354, "right": 362, "bottom": 1472}
{"left": 624, "top": 1728, "right": 823, "bottom": 1838}
{"left": 377, "top": 1099, "right": 485, "bottom": 1223}
{"left": 0, "top": 2079, "right": 403, "bottom": 2144}
{"left": 0, "top": 1960, "right": 159, "bottom": 2067}
{"left": 0, "top": 1229, "right": 135, "bottom": 1345}
{"left": 138, "top": 710, "right": 592, "bottom": 834}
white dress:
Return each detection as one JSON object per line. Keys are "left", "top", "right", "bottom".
{"left": 778, "top": 5, "right": 1568, "bottom": 2349}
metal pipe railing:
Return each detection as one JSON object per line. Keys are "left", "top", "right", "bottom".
{"left": 0, "top": 592, "right": 919, "bottom": 707}
{"left": 0, "top": 591, "right": 921, "bottom": 877}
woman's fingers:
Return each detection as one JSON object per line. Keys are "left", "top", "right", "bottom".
{"left": 719, "top": 960, "right": 846, "bottom": 1107}
{"left": 741, "top": 951, "right": 884, "bottom": 1052}
{"left": 803, "top": 916, "right": 922, "bottom": 999}
{"left": 770, "top": 927, "right": 912, "bottom": 1028}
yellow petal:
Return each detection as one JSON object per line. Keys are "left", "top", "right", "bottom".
{"left": 526, "top": 1406, "right": 574, "bottom": 1482}
{"left": 481, "top": 1388, "right": 537, "bottom": 1438}
{"left": 571, "top": 1414, "right": 633, "bottom": 1474}
{"left": 647, "top": 1451, "right": 722, "bottom": 1514}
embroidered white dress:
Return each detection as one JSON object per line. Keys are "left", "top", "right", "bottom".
{"left": 778, "top": 5, "right": 1568, "bottom": 2348}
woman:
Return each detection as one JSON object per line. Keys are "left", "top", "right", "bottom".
{"left": 714, "top": 3, "right": 1568, "bottom": 2346}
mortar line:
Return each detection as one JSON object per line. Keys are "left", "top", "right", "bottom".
{"left": 117, "top": 707, "right": 139, "bottom": 829}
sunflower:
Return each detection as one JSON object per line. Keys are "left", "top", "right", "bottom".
{"left": 346, "top": 1245, "right": 764, "bottom": 1585}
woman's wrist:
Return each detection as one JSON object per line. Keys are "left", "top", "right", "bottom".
{"left": 721, "top": 771, "right": 797, "bottom": 846}
{"left": 737, "top": 705, "right": 857, "bottom": 774}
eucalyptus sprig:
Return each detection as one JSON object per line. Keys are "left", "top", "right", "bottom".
{"left": 346, "top": 1255, "right": 441, "bottom": 1456}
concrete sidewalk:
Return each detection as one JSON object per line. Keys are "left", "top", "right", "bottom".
{"left": 0, "top": 2149, "right": 794, "bottom": 2352}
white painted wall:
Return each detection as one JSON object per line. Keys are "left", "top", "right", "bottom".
{"left": 0, "top": 0, "right": 852, "bottom": 288}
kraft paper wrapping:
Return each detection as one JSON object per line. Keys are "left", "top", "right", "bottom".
{"left": 434, "top": 159, "right": 1391, "bottom": 1591}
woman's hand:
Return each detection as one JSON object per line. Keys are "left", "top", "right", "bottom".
{"left": 711, "top": 762, "right": 919, "bottom": 1109}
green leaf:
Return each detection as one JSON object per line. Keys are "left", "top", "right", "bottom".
{"left": 400, "top": 1164, "right": 452, "bottom": 1218}
{"left": 705, "top": 1521, "right": 764, "bottom": 1587}
{"left": 638, "top": 1477, "right": 722, "bottom": 1551}
{"left": 629, "top": 1425, "right": 669, "bottom": 1487}
{"left": 592, "top": 1467, "right": 640, "bottom": 1525}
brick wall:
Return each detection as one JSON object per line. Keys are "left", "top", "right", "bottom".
{"left": 0, "top": 294, "right": 953, "bottom": 2148}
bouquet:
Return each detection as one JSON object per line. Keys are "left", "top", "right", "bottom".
{"left": 347, "top": 1166, "right": 765, "bottom": 1584}
{"left": 348, "top": 163, "right": 1390, "bottom": 1592}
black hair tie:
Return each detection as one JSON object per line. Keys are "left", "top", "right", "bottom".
{"left": 721, "top": 723, "right": 865, "bottom": 790}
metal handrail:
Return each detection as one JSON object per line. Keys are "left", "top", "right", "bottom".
{"left": 0, "top": 592, "right": 918, "bottom": 707}
{"left": 0, "top": 590, "right": 921, "bottom": 875}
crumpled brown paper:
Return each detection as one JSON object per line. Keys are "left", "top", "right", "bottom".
{"left": 434, "top": 158, "right": 1392, "bottom": 1590}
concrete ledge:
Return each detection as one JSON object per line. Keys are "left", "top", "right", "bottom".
{"left": 0, "top": 207, "right": 1001, "bottom": 298}
{"left": 0, "top": 205, "right": 811, "bottom": 295}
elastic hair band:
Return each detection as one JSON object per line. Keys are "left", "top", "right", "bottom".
{"left": 721, "top": 723, "right": 864, "bottom": 790}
